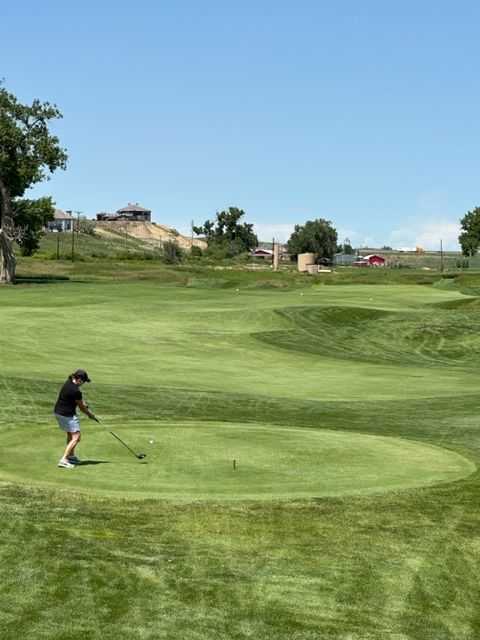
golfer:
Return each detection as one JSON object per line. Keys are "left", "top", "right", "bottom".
{"left": 54, "top": 369, "right": 97, "bottom": 468}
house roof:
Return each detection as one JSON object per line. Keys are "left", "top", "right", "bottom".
{"left": 251, "top": 248, "right": 273, "bottom": 255}
{"left": 54, "top": 209, "right": 73, "bottom": 220}
{"left": 117, "top": 203, "right": 151, "bottom": 213}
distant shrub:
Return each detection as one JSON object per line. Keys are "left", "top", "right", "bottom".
{"left": 110, "top": 251, "right": 157, "bottom": 261}
{"left": 33, "top": 250, "right": 57, "bottom": 260}
{"left": 190, "top": 245, "right": 203, "bottom": 258}
{"left": 163, "top": 241, "right": 184, "bottom": 263}
{"left": 32, "top": 250, "right": 87, "bottom": 261}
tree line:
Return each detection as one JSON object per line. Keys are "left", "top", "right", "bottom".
{"left": 2, "top": 81, "right": 479, "bottom": 283}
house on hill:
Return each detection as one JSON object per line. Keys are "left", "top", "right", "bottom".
{"left": 353, "top": 254, "right": 386, "bottom": 267}
{"left": 47, "top": 209, "right": 73, "bottom": 232}
{"left": 97, "top": 203, "right": 151, "bottom": 222}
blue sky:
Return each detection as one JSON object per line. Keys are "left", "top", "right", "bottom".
{"left": 2, "top": 0, "right": 479, "bottom": 249}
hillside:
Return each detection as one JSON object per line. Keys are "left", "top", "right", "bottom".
{"left": 95, "top": 221, "right": 206, "bottom": 250}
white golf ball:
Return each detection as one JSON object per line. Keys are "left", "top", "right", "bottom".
{"left": 148, "top": 439, "right": 155, "bottom": 445}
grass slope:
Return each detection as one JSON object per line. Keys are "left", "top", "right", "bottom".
{"left": 0, "top": 277, "right": 480, "bottom": 638}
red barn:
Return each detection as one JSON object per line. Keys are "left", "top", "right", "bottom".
{"left": 353, "top": 254, "right": 386, "bottom": 267}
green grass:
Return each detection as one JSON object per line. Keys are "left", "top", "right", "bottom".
{"left": 0, "top": 422, "right": 473, "bottom": 500}
{"left": 1, "top": 276, "right": 480, "bottom": 638}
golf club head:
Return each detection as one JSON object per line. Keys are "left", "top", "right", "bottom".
{"left": 137, "top": 453, "right": 147, "bottom": 459}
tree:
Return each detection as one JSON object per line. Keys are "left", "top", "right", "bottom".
{"left": 287, "top": 218, "right": 338, "bottom": 261}
{"left": 337, "top": 237, "right": 354, "bottom": 254}
{"left": 459, "top": 207, "right": 480, "bottom": 256}
{"left": 193, "top": 206, "right": 258, "bottom": 257}
{"left": 163, "top": 240, "right": 184, "bottom": 263}
{"left": 12, "top": 196, "right": 54, "bottom": 256}
{"left": 0, "top": 83, "right": 67, "bottom": 282}
{"left": 76, "top": 215, "right": 96, "bottom": 236}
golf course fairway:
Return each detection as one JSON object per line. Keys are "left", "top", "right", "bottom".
{"left": 2, "top": 276, "right": 480, "bottom": 639}
{"left": 0, "top": 422, "right": 474, "bottom": 499}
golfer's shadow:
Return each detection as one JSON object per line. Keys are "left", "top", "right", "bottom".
{"left": 77, "top": 460, "right": 110, "bottom": 466}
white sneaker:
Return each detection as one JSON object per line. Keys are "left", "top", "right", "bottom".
{"left": 58, "top": 459, "right": 75, "bottom": 469}
{"left": 67, "top": 455, "right": 82, "bottom": 464}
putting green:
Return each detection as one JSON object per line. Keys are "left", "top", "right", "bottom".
{"left": 0, "top": 421, "right": 474, "bottom": 500}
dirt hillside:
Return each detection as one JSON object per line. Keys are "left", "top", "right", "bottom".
{"left": 95, "top": 221, "right": 206, "bottom": 250}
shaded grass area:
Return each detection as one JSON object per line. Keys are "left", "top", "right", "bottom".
{"left": 1, "top": 280, "right": 480, "bottom": 638}
{"left": 254, "top": 304, "right": 480, "bottom": 369}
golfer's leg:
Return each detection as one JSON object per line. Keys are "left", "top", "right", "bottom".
{"left": 62, "top": 431, "right": 81, "bottom": 460}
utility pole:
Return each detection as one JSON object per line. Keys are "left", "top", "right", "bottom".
{"left": 70, "top": 211, "right": 82, "bottom": 261}
{"left": 71, "top": 220, "right": 75, "bottom": 261}
{"left": 65, "top": 210, "right": 75, "bottom": 262}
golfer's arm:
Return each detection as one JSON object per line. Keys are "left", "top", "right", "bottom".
{"left": 77, "top": 399, "right": 96, "bottom": 419}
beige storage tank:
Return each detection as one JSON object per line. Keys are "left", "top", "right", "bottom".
{"left": 298, "top": 252, "right": 316, "bottom": 272}
{"left": 273, "top": 242, "right": 280, "bottom": 270}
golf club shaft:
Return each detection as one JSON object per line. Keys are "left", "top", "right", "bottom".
{"left": 109, "top": 429, "right": 143, "bottom": 459}
{"left": 94, "top": 417, "right": 144, "bottom": 459}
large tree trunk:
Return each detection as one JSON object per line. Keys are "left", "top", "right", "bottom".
{"left": 0, "top": 180, "right": 16, "bottom": 284}
{"left": 0, "top": 229, "right": 16, "bottom": 283}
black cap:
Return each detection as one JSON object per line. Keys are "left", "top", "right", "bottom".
{"left": 74, "top": 369, "right": 91, "bottom": 383}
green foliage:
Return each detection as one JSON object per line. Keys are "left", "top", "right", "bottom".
{"left": 0, "top": 84, "right": 67, "bottom": 197}
{"left": 163, "top": 240, "right": 184, "bottom": 263}
{"left": 0, "top": 81, "right": 67, "bottom": 282}
{"left": 12, "top": 196, "right": 54, "bottom": 256}
{"left": 459, "top": 206, "right": 480, "bottom": 256}
{"left": 337, "top": 237, "right": 354, "bottom": 254}
{"left": 110, "top": 250, "right": 157, "bottom": 261}
{"left": 189, "top": 244, "right": 203, "bottom": 257}
{"left": 76, "top": 215, "right": 96, "bottom": 236}
{"left": 193, "top": 206, "right": 258, "bottom": 256}
{"left": 287, "top": 218, "right": 338, "bottom": 261}
{"left": 202, "top": 243, "right": 230, "bottom": 260}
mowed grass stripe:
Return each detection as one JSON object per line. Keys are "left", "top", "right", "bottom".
{"left": 1, "top": 282, "right": 480, "bottom": 401}
{"left": 0, "top": 278, "right": 480, "bottom": 638}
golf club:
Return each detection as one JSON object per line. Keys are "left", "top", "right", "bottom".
{"left": 93, "top": 417, "right": 146, "bottom": 460}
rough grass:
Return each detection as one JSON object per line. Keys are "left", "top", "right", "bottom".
{"left": 1, "top": 277, "right": 480, "bottom": 639}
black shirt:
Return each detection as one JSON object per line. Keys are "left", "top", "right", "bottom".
{"left": 54, "top": 379, "right": 82, "bottom": 416}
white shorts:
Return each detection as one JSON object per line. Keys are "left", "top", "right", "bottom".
{"left": 55, "top": 413, "right": 80, "bottom": 433}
